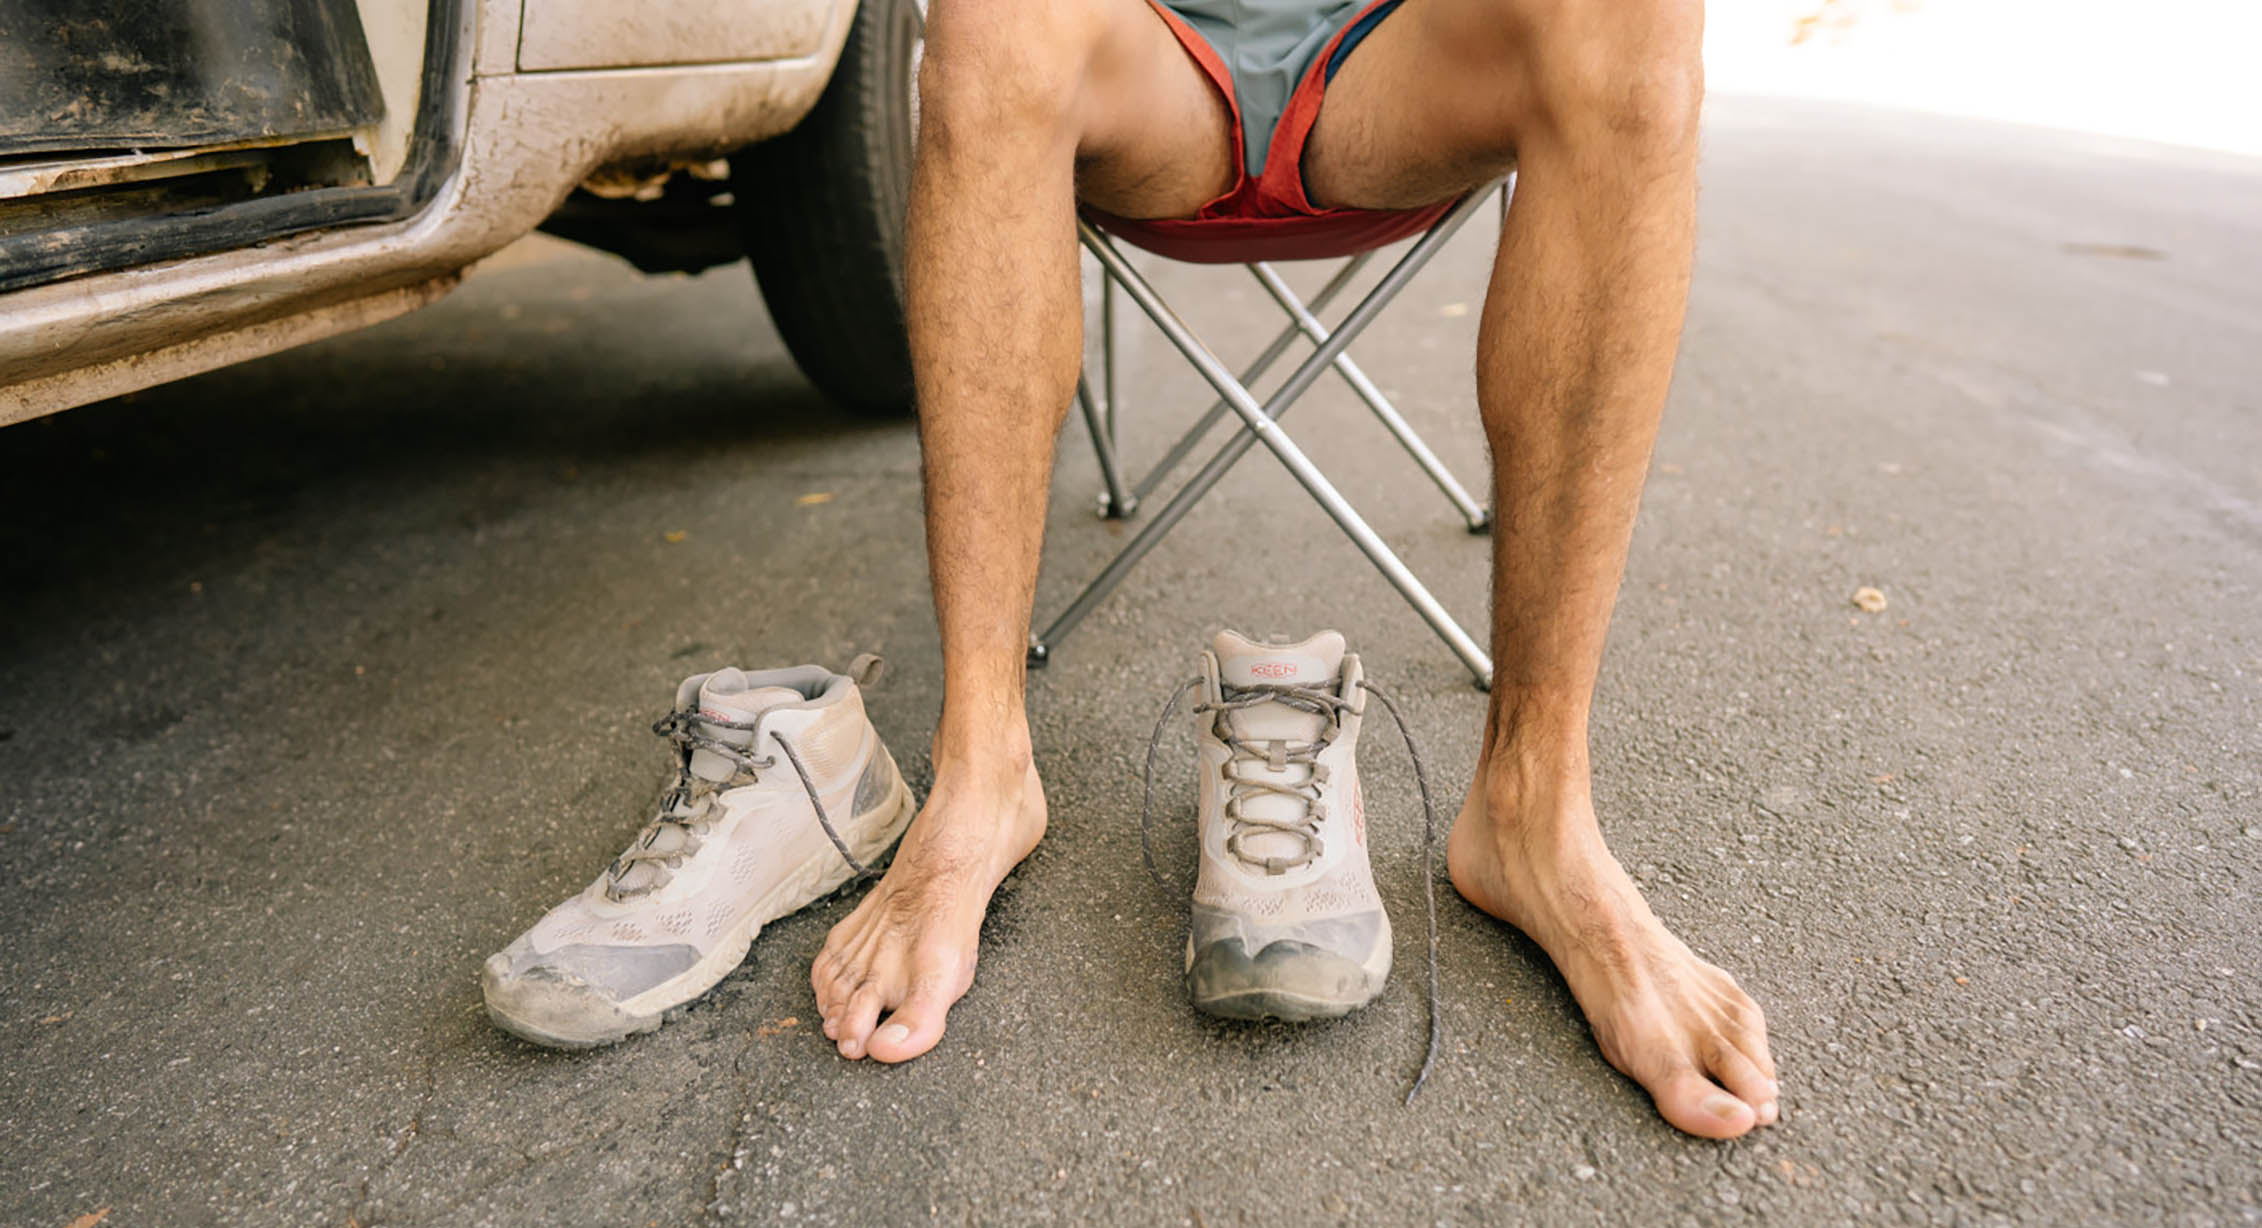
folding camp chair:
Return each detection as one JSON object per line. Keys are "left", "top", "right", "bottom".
{"left": 1027, "top": 176, "right": 1513, "bottom": 689}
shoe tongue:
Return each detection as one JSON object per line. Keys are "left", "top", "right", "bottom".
{"left": 688, "top": 669, "right": 804, "bottom": 783}
{"left": 1213, "top": 629, "right": 1345, "bottom": 689}
{"left": 1214, "top": 629, "right": 1344, "bottom": 741}
{"left": 1211, "top": 631, "right": 1344, "bottom": 848}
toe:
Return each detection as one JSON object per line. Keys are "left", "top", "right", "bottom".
{"left": 1704, "top": 1036, "right": 1780, "bottom": 1127}
{"left": 866, "top": 977, "right": 958, "bottom": 1064}
{"left": 1650, "top": 1066, "right": 1758, "bottom": 1140}
{"left": 1729, "top": 1004, "right": 1776, "bottom": 1084}
{"left": 835, "top": 985, "right": 884, "bottom": 1060}
{"left": 811, "top": 956, "right": 841, "bottom": 1017}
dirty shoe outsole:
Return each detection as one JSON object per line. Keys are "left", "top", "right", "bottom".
{"left": 1184, "top": 933, "right": 1389, "bottom": 1023}
{"left": 483, "top": 770, "right": 916, "bottom": 1048}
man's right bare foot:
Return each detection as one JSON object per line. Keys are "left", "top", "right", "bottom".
{"left": 811, "top": 751, "right": 1046, "bottom": 1062}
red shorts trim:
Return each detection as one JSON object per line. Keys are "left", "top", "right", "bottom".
{"left": 1085, "top": 0, "right": 1455, "bottom": 265}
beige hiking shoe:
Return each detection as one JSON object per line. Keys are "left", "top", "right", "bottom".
{"left": 482, "top": 658, "right": 914, "bottom": 1048}
{"left": 1181, "top": 630, "right": 1390, "bottom": 1021}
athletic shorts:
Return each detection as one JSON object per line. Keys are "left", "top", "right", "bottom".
{"left": 1086, "top": 0, "right": 1454, "bottom": 264}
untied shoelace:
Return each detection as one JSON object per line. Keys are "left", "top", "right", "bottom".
{"left": 609, "top": 702, "right": 878, "bottom": 899}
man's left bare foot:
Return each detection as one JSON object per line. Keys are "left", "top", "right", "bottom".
{"left": 1447, "top": 773, "right": 1779, "bottom": 1140}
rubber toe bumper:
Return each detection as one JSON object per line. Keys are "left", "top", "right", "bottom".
{"left": 1187, "top": 938, "right": 1385, "bottom": 1022}
{"left": 481, "top": 952, "right": 661, "bottom": 1050}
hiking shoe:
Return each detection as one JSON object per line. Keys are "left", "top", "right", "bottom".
{"left": 482, "top": 658, "right": 915, "bottom": 1048}
{"left": 1183, "top": 629, "right": 1389, "bottom": 1021}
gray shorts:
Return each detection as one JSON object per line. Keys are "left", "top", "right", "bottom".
{"left": 1156, "top": 0, "right": 1398, "bottom": 178}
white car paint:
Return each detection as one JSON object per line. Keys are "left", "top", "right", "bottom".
{"left": 0, "top": 0, "right": 858, "bottom": 426}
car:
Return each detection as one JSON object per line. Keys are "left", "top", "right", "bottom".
{"left": 0, "top": 0, "right": 922, "bottom": 423}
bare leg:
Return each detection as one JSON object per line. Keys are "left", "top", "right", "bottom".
{"left": 811, "top": 0, "right": 1233, "bottom": 1063}
{"left": 1310, "top": 0, "right": 1778, "bottom": 1138}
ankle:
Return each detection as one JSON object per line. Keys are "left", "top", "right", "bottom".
{"left": 931, "top": 706, "right": 1035, "bottom": 785}
{"left": 1462, "top": 752, "right": 1596, "bottom": 852}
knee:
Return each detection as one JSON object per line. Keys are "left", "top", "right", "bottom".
{"left": 919, "top": 0, "right": 1103, "bottom": 143}
{"left": 1525, "top": 0, "right": 1704, "bottom": 150}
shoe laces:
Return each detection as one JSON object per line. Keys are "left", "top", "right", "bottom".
{"left": 1141, "top": 674, "right": 1444, "bottom": 1105}
{"left": 604, "top": 705, "right": 878, "bottom": 901}
{"left": 1198, "top": 681, "right": 1351, "bottom": 874}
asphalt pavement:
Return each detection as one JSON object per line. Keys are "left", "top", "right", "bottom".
{"left": 3, "top": 98, "right": 2258, "bottom": 1226}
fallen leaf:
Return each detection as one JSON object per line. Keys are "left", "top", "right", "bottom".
{"left": 795, "top": 492, "right": 835, "bottom": 506}
{"left": 2061, "top": 241, "right": 2165, "bottom": 261}
{"left": 663, "top": 530, "right": 688, "bottom": 544}
{"left": 1953, "top": 976, "right": 1969, "bottom": 985}
{"left": 1852, "top": 586, "right": 1888, "bottom": 613}
{"left": 65, "top": 1209, "right": 112, "bottom": 1228}
{"left": 40, "top": 1011, "right": 72, "bottom": 1024}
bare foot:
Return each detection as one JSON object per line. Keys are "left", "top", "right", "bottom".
{"left": 1447, "top": 777, "right": 1779, "bottom": 1139}
{"left": 811, "top": 753, "right": 1046, "bottom": 1062}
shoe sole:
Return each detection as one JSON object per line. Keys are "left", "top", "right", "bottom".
{"left": 482, "top": 755, "right": 917, "bottom": 1048}
{"left": 1184, "top": 932, "right": 1389, "bottom": 1023}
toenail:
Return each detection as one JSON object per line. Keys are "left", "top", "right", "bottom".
{"left": 1704, "top": 1093, "right": 1744, "bottom": 1120}
{"left": 876, "top": 1023, "right": 911, "bottom": 1046}
{"left": 1759, "top": 1101, "right": 1779, "bottom": 1124}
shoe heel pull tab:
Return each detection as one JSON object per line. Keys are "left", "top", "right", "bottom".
{"left": 847, "top": 653, "right": 886, "bottom": 689}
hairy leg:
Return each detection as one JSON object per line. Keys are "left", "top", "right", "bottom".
{"left": 1309, "top": 0, "right": 1778, "bottom": 1139}
{"left": 811, "top": 0, "right": 1232, "bottom": 1063}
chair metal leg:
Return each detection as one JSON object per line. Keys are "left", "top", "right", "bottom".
{"left": 1086, "top": 215, "right": 1494, "bottom": 686}
{"left": 1247, "top": 261, "right": 1492, "bottom": 533}
{"left": 1033, "top": 191, "right": 1499, "bottom": 687}
{"left": 1101, "top": 274, "right": 1120, "bottom": 452}
{"left": 1084, "top": 266, "right": 1136, "bottom": 519}
{"left": 1126, "top": 253, "right": 1375, "bottom": 502}
{"left": 1078, "top": 372, "right": 1137, "bottom": 520}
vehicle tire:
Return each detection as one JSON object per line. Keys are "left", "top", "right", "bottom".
{"left": 734, "top": 0, "right": 922, "bottom": 416}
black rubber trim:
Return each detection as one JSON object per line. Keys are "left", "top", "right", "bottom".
{"left": 0, "top": 0, "right": 472, "bottom": 295}
{"left": 731, "top": 0, "right": 919, "bottom": 414}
